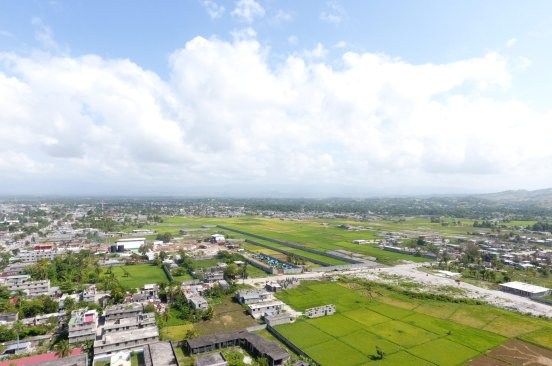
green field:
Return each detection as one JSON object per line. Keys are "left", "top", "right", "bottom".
{"left": 109, "top": 264, "right": 169, "bottom": 289}
{"left": 272, "top": 281, "right": 552, "bottom": 366}
{"left": 161, "top": 323, "right": 194, "bottom": 341}
{"left": 141, "top": 216, "right": 434, "bottom": 265}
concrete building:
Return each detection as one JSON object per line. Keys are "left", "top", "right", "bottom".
{"left": 210, "top": 234, "right": 225, "bottom": 244}
{"left": 247, "top": 301, "right": 284, "bottom": 319}
{"left": 499, "top": 281, "right": 550, "bottom": 298}
{"left": 103, "top": 313, "right": 156, "bottom": 333}
{"left": 1, "top": 341, "right": 32, "bottom": 356}
{"left": 146, "top": 342, "right": 180, "bottom": 366}
{"left": 185, "top": 330, "right": 289, "bottom": 366}
{"left": 235, "top": 289, "right": 273, "bottom": 305}
{"left": 68, "top": 308, "right": 98, "bottom": 344}
{"left": 263, "top": 312, "right": 293, "bottom": 326}
{"left": 0, "top": 275, "right": 50, "bottom": 298}
{"left": 94, "top": 303, "right": 160, "bottom": 358}
{"left": 104, "top": 303, "right": 143, "bottom": 321}
{"left": 93, "top": 326, "right": 159, "bottom": 355}
{"left": 9, "top": 250, "right": 58, "bottom": 264}
{"left": 0, "top": 312, "right": 18, "bottom": 325}
{"left": 189, "top": 296, "right": 209, "bottom": 310}
{"left": 265, "top": 281, "right": 282, "bottom": 292}
{"left": 80, "top": 286, "right": 96, "bottom": 303}
{"left": 304, "top": 304, "right": 336, "bottom": 318}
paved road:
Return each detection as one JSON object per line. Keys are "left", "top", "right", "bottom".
{"left": 244, "top": 262, "right": 552, "bottom": 317}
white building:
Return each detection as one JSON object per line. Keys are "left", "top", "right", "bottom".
{"left": 499, "top": 281, "right": 550, "bottom": 298}
{"left": 247, "top": 301, "right": 284, "bottom": 319}
{"left": 115, "top": 238, "right": 146, "bottom": 251}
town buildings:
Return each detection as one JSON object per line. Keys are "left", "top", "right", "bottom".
{"left": 68, "top": 308, "right": 98, "bottom": 344}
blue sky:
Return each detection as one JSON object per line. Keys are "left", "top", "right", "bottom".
{"left": 0, "top": 1, "right": 552, "bottom": 196}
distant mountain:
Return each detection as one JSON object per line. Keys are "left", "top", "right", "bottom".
{"left": 475, "top": 188, "right": 552, "bottom": 207}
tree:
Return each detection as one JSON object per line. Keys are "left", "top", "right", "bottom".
{"left": 185, "top": 328, "right": 198, "bottom": 339}
{"left": 462, "top": 243, "right": 480, "bottom": 264}
{"left": 139, "top": 242, "right": 153, "bottom": 257}
{"left": 12, "top": 321, "right": 23, "bottom": 347}
{"left": 141, "top": 303, "right": 155, "bottom": 313}
{"left": 223, "top": 263, "right": 239, "bottom": 280}
{"left": 375, "top": 346, "right": 385, "bottom": 360}
{"left": 156, "top": 232, "right": 173, "bottom": 243}
{"left": 54, "top": 339, "right": 71, "bottom": 358}
{"left": 162, "top": 309, "right": 171, "bottom": 323}
{"left": 240, "top": 263, "right": 249, "bottom": 283}
{"left": 159, "top": 251, "right": 168, "bottom": 261}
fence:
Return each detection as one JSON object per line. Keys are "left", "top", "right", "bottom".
{"left": 245, "top": 239, "right": 332, "bottom": 267}
{"left": 162, "top": 264, "right": 174, "bottom": 282}
{"left": 266, "top": 325, "right": 319, "bottom": 365}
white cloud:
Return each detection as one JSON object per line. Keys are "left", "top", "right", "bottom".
{"left": 288, "top": 35, "right": 298, "bottom": 46}
{"left": 273, "top": 9, "right": 293, "bottom": 23}
{"left": 516, "top": 56, "right": 531, "bottom": 70}
{"left": 304, "top": 43, "right": 328, "bottom": 59}
{"left": 334, "top": 41, "right": 347, "bottom": 48}
{"left": 506, "top": 38, "right": 517, "bottom": 48}
{"left": 31, "top": 17, "right": 64, "bottom": 53}
{"left": 0, "top": 35, "right": 550, "bottom": 194}
{"left": 231, "top": 0, "right": 265, "bottom": 23}
{"left": 231, "top": 27, "right": 257, "bottom": 41}
{"left": 321, "top": 1, "right": 346, "bottom": 25}
{"left": 201, "top": 0, "right": 225, "bottom": 19}
{"left": 0, "top": 30, "right": 14, "bottom": 39}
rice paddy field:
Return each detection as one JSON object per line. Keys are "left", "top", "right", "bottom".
{"left": 272, "top": 281, "right": 552, "bottom": 366}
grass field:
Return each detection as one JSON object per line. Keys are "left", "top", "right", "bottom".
{"left": 149, "top": 216, "right": 434, "bottom": 265}
{"left": 161, "top": 323, "right": 194, "bottom": 341}
{"left": 192, "top": 297, "right": 257, "bottom": 337}
{"left": 272, "top": 281, "right": 552, "bottom": 366}
{"left": 109, "top": 264, "right": 169, "bottom": 289}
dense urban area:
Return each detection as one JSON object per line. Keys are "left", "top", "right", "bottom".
{"left": 1, "top": 196, "right": 551, "bottom": 366}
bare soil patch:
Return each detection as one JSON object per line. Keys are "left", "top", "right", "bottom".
{"left": 466, "top": 339, "right": 552, "bottom": 366}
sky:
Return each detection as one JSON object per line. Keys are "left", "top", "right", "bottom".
{"left": 1, "top": 0, "right": 552, "bottom": 197}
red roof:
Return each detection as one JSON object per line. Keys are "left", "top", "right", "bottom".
{"left": 84, "top": 315, "right": 94, "bottom": 323}
{"left": 0, "top": 348, "right": 81, "bottom": 366}
{"left": 34, "top": 244, "right": 53, "bottom": 250}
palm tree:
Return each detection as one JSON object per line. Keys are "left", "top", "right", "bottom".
{"left": 166, "top": 286, "right": 174, "bottom": 303}
{"left": 163, "top": 309, "right": 171, "bottom": 323}
{"left": 12, "top": 320, "right": 23, "bottom": 348}
{"left": 54, "top": 339, "right": 71, "bottom": 358}
{"left": 241, "top": 263, "right": 249, "bottom": 284}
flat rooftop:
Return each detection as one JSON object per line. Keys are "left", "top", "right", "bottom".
{"left": 95, "top": 326, "right": 158, "bottom": 347}
{"left": 148, "top": 341, "right": 178, "bottom": 366}
{"left": 248, "top": 301, "right": 284, "bottom": 310}
{"left": 104, "top": 303, "right": 143, "bottom": 315}
{"left": 500, "top": 281, "right": 550, "bottom": 294}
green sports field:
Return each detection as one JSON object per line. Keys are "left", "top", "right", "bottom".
{"left": 109, "top": 264, "right": 169, "bottom": 289}
{"left": 273, "top": 281, "right": 552, "bottom": 366}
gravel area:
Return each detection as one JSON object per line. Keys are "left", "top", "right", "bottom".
{"left": 245, "top": 262, "right": 552, "bottom": 317}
